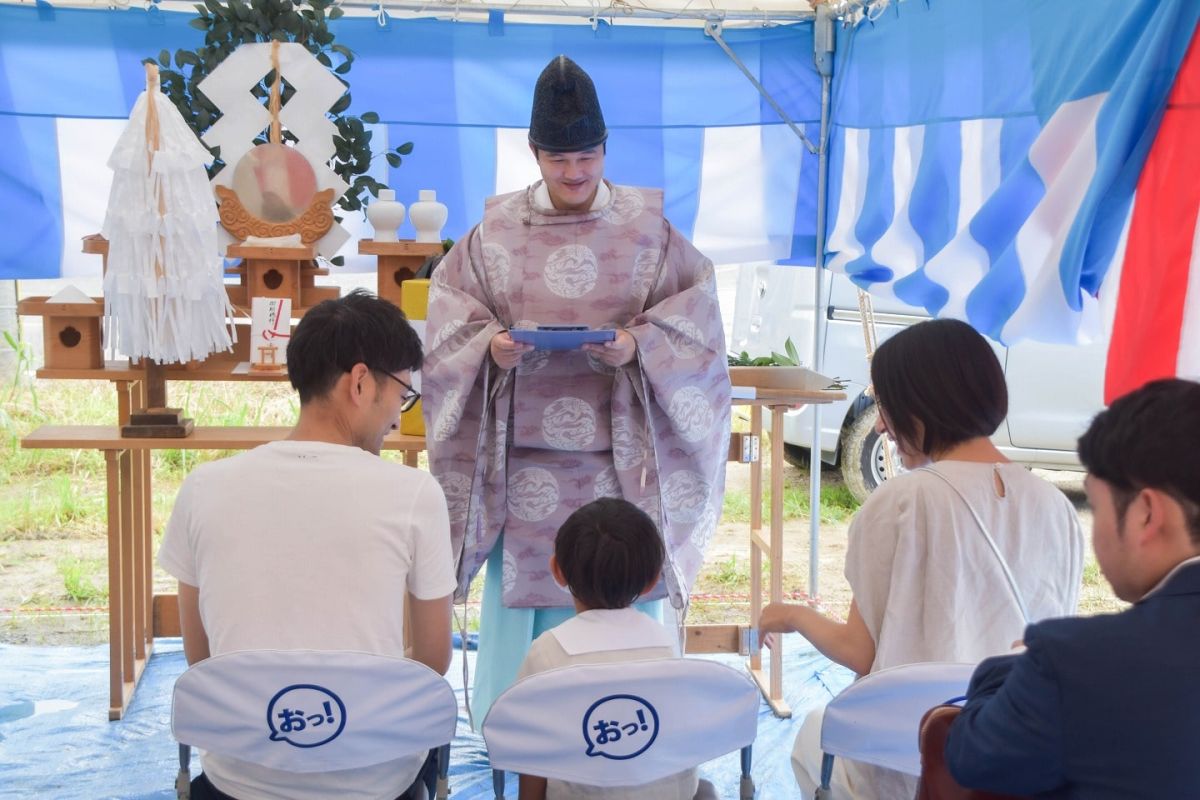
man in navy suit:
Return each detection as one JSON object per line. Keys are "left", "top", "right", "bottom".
{"left": 945, "top": 378, "right": 1200, "bottom": 798}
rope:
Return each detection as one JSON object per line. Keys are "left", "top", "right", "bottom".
{"left": 143, "top": 62, "right": 167, "bottom": 281}
{"left": 269, "top": 40, "right": 283, "bottom": 146}
{"left": 0, "top": 606, "right": 111, "bottom": 614}
{"left": 0, "top": 590, "right": 830, "bottom": 617}
{"left": 144, "top": 62, "right": 160, "bottom": 165}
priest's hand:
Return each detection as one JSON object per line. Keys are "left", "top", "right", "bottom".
{"left": 582, "top": 329, "right": 636, "bottom": 367}
{"left": 491, "top": 332, "right": 533, "bottom": 370}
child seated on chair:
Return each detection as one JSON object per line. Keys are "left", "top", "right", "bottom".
{"left": 515, "top": 497, "right": 713, "bottom": 800}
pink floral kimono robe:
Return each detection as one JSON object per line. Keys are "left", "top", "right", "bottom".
{"left": 422, "top": 181, "right": 730, "bottom": 610}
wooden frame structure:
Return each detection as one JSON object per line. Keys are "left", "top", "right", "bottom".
{"left": 23, "top": 412, "right": 423, "bottom": 720}
{"left": 19, "top": 236, "right": 843, "bottom": 719}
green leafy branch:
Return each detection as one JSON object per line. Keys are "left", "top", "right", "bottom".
{"left": 727, "top": 337, "right": 804, "bottom": 367}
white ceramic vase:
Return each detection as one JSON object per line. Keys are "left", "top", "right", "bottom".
{"left": 367, "top": 189, "right": 406, "bottom": 242}
{"left": 410, "top": 189, "right": 448, "bottom": 244}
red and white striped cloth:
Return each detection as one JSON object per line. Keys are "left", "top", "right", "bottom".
{"left": 1104, "top": 29, "right": 1200, "bottom": 403}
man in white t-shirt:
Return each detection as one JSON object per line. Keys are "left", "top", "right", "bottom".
{"left": 158, "top": 289, "right": 456, "bottom": 800}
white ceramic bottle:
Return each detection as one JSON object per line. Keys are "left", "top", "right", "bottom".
{"left": 367, "top": 189, "right": 406, "bottom": 242}
{"left": 409, "top": 189, "right": 448, "bottom": 244}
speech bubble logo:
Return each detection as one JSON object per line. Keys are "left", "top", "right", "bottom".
{"left": 266, "top": 684, "right": 347, "bottom": 748}
{"left": 582, "top": 694, "right": 659, "bottom": 760}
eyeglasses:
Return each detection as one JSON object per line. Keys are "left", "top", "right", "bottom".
{"left": 376, "top": 370, "right": 421, "bottom": 413}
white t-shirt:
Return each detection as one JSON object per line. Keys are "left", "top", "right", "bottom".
{"left": 158, "top": 440, "right": 456, "bottom": 800}
{"left": 808, "top": 460, "right": 1084, "bottom": 800}
{"left": 517, "top": 609, "right": 699, "bottom": 800}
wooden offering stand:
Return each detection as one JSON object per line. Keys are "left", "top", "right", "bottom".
{"left": 122, "top": 362, "right": 193, "bottom": 438}
{"left": 358, "top": 240, "right": 443, "bottom": 308}
{"left": 224, "top": 243, "right": 338, "bottom": 315}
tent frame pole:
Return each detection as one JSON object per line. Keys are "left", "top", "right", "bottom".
{"left": 704, "top": 20, "right": 818, "bottom": 154}
{"left": 809, "top": 2, "right": 835, "bottom": 599}
{"left": 340, "top": 0, "right": 815, "bottom": 23}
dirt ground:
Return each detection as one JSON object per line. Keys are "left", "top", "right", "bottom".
{"left": 0, "top": 462, "right": 1117, "bottom": 646}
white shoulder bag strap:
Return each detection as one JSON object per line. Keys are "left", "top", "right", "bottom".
{"left": 920, "top": 466, "right": 1032, "bottom": 625}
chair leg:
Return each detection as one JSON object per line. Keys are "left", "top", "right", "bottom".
{"left": 436, "top": 743, "right": 451, "bottom": 800}
{"left": 176, "top": 743, "right": 191, "bottom": 799}
{"left": 813, "top": 753, "right": 835, "bottom": 800}
{"left": 492, "top": 768, "right": 505, "bottom": 799}
{"left": 419, "top": 747, "right": 440, "bottom": 800}
{"left": 739, "top": 744, "right": 755, "bottom": 799}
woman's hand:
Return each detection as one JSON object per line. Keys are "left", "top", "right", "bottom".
{"left": 757, "top": 599, "right": 876, "bottom": 676}
{"left": 582, "top": 330, "right": 636, "bottom": 367}
{"left": 490, "top": 331, "right": 534, "bottom": 369}
{"left": 758, "top": 602, "right": 799, "bottom": 635}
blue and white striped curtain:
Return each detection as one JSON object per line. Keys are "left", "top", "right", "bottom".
{"left": 0, "top": 5, "right": 821, "bottom": 279}
{"left": 825, "top": 0, "right": 1200, "bottom": 344}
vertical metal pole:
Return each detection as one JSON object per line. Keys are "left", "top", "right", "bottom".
{"left": 0, "top": 280, "right": 19, "bottom": 380}
{"left": 809, "top": 4, "right": 835, "bottom": 598}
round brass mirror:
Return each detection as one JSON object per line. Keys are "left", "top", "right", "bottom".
{"left": 230, "top": 143, "right": 319, "bottom": 223}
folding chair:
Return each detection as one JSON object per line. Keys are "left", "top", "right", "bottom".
{"left": 171, "top": 649, "right": 458, "bottom": 800}
{"left": 482, "top": 658, "right": 760, "bottom": 799}
{"left": 814, "top": 662, "right": 976, "bottom": 799}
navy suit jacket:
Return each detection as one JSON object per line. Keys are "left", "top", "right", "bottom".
{"left": 944, "top": 560, "right": 1200, "bottom": 799}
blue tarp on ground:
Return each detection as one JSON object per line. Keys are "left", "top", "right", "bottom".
{"left": 0, "top": 635, "right": 852, "bottom": 798}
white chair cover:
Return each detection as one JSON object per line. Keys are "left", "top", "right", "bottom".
{"left": 820, "top": 661, "right": 975, "bottom": 776}
{"left": 171, "top": 649, "right": 457, "bottom": 773}
{"left": 482, "top": 658, "right": 759, "bottom": 788}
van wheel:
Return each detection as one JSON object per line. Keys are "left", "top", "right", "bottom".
{"left": 783, "top": 444, "right": 811, "bottom": 469}
{"left": 840, "top": 405, "right": 897, "bottom": 504}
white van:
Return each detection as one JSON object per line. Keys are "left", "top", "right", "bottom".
{"left": 726, "top": 264, "right": 1107, "bottom": 502}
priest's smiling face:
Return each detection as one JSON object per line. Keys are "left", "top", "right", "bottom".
{"left": 533, "top": 145, "right": 605, "bottom": 212}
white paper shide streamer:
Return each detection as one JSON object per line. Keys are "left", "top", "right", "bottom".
{"left": 102, "top": 75, "right": 235, "bottom": 364}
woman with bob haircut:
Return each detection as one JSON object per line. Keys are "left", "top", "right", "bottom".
{"left": 760, "top": 318, "right": 1084, "bottom": 799}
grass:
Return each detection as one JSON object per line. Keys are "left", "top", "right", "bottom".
{"left": 706, "top": 554, "right": 751, "bottom": 589}
{"left": 0, "top": 475, "right": 106, "bottom": 540}
{"left": 0, "top": 366, "right": 461, "bottom": 639}
{"left": 1, "top": 352, "right": 1124, "bottom": 639}
{"left": 722, "top": 476, "right": 859, "bottom": 524}
{"left": 1077, "top": 554, "right": 1127, "bottom": 617}
{"left": 57, "top": 555, "right": 107, "bottom": 604}
{"left": 0, "top": 368, "right": 301, "bottom": 538}
{"left": 723, "top": 414, "right": 861, "bottom": 524}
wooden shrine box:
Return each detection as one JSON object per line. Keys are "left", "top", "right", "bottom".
{"left": 224, "top": 244, "right": 339, "bottom": 315}
{"left": 358, "top": 240, "right": 443, "bottom": 308}
{"left": 226, "top": 244, "right": 309, "bottom": 309}
{"left": 19, "top": 297, "right": 104, "bottom": 370}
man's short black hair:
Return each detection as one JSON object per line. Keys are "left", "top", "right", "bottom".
{"left": 286, "top": 289, "right": 423, "bottom": 404}
{"left": 870, "top": 318, "right": 1008, "bottom": 457}
{"left": 554, "top": 498, "right": 664, "bottom": 610}
{"left": 1078, "top": 378, "right": 1200, "bottom": 544}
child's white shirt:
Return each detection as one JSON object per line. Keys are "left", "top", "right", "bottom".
{"left": 516, "top": 609, "right": 698, "bottom": 800}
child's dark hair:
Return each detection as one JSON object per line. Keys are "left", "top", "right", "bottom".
{"left": 554, "top": 498, "right": 664, "bottom": 610}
